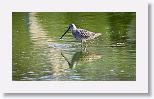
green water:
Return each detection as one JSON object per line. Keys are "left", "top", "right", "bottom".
{"left": 12, "top": 12, "right": 136, "bottom": 81}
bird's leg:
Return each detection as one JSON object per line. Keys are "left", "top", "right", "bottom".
{"left": 84, "top": 42, "right": 87, "bottom": 51}
{"left": 81, "top": 41, "right": 83, "bottom": 48}
{"left": 82, "top": 41, "right": 88, "bottom": 51}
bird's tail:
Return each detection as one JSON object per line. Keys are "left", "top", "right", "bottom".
{"left": 94, "top": 33, "right": 101, "bottom": 38}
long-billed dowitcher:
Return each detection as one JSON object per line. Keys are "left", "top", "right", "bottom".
{"left": 60, "top": 24, "right": 101, "bottom": 43}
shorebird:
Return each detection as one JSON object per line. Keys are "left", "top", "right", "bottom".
{"left": 60, "top": 24, "right": 101, "bottom": 43}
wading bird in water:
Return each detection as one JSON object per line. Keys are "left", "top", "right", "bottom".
{"left": 60, "top": 24, "right": 101, "bottom": 47}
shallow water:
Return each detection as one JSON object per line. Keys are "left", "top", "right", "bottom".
{"left": 12, "top": 12, "right": 136, "bottom": 81}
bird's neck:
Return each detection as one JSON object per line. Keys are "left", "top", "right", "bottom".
{"left": 70, "top": 27, "right": 77, "bottom": 32}
{"left": 72, "top": 25, "right": 77, "bottom": 30}
{"left": 74, "top": 26, "right": 77, "bottom": 30}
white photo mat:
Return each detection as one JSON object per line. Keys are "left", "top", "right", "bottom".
{"left": 0, "top": 0, "right": 148, "bottom": 93}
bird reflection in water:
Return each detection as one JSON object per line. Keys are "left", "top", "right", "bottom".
{"left": 61, "top": 50, "right": 101, "bottom": 69}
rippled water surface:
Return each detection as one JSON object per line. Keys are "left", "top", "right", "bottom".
{"left": 12, "top": 12, "right": 136, "bottom": 81}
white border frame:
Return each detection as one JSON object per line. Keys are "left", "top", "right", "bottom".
{"left": 0, "top": 0, "right": 148, "bottom": 93}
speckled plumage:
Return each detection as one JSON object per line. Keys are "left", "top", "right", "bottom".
{"left": 72, "top": 28, "right": 101, "bottom": 42}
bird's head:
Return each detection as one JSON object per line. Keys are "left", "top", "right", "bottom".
{"left": 60, "top": 24, "right": 76, "bottom": 39}
{"left": 69, "top": 24, "right": 77, "bottom": 31}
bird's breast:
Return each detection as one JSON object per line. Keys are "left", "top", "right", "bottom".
{"left": 72, "top": 31, "right": 81, "bottom": 40}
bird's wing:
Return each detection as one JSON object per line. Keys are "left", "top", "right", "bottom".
{"left": 77, "top": 29, "right": 95, "bottom": 38}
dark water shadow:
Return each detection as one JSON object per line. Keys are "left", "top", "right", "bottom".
{"left": 61, "top": 48, "right": 101, "bottom": 69}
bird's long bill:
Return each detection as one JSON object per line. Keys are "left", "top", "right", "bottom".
{"left": 60, "top": 27, "right": 70, "bottom": 39}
